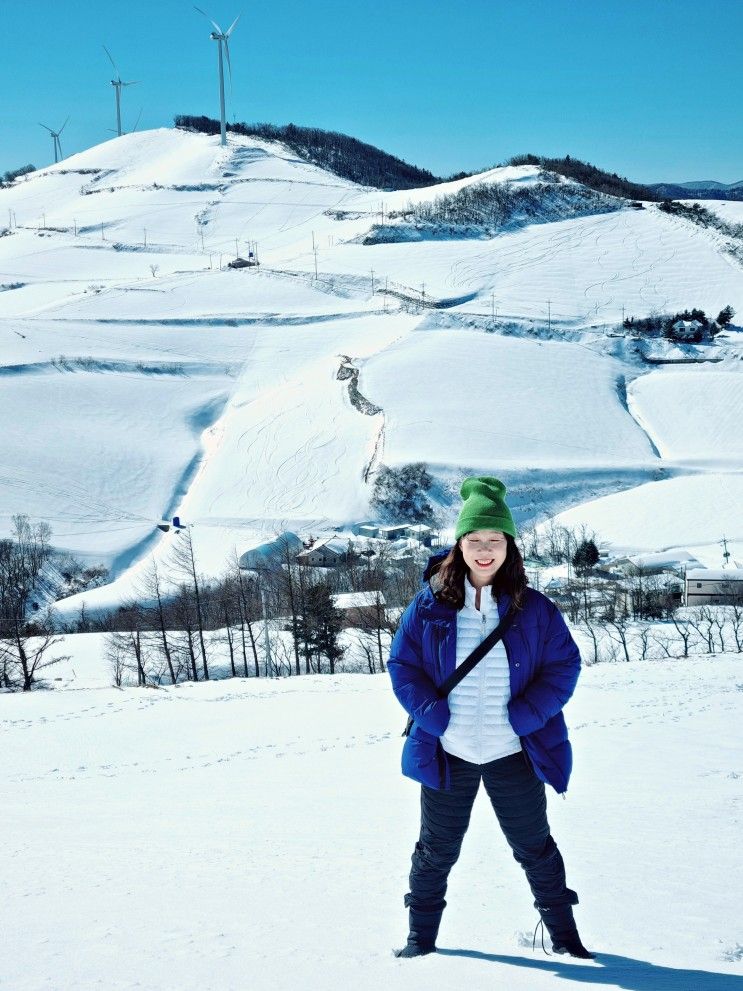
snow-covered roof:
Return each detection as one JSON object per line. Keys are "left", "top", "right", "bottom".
{"left": 332, "top": 590, "right": 386, "bottom": 609}
{"left": 301, "top": 536, "right": 348, "bottom": 555}
{"left": 239, "top": 532, "right": 304, "bottom": 568}
{"left": 685, "top": 568, "right": 743, "bottom": 581}
{"left": 627, "top": 550, "right": 701, "bottom": 569}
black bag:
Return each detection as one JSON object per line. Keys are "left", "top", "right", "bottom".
{"left": 401, "top": 602, "right": 516, "bottom": 736}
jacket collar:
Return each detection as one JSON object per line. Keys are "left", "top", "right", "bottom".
{"left": 463, "top": 572, "right": 498, "bottom": 616}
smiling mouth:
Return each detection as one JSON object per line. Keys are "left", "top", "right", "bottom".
{"left": 475, "top": 560, "right": 494, "bottom": 567}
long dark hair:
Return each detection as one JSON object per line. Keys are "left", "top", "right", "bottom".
{"left": 428, "top": 533, "right": 529, "bottom": 612}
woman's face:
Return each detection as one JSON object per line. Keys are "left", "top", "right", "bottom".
{"left": 459, "top": 529, "right": 508, "bottom": 582}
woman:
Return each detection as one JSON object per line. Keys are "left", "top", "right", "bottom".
{"left": 388, "top": 475, "right": 594, "bottom": 960}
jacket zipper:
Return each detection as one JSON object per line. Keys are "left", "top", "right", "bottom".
{"left": 478, "top": 610, "right": 486, "bottom": 764}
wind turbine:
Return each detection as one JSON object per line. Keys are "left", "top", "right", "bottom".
{"left": 38, "top": 117, "right": 69, "bottom": 163}
{"left": 194, "top": 7, "right": 240, "bottom": 147}
{"left": 103, "top": 46, "right": 139, "bottom": 137}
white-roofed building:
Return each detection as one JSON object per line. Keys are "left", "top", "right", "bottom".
{"left": 297, "top": 536, "right": 350, "bottom": 568}
{"left": 684, "top": 568, "right": 743, "bottom": 606}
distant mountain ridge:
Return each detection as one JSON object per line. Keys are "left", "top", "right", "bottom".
{"left": 648, "top": 179, "right": 743, "bottom": 200}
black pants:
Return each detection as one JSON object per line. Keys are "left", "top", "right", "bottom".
{"left": 404, "top": 749, "right": 577, "bottom": 942}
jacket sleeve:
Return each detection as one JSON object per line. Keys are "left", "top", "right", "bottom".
{"left": 507, "top": 602, "right": 581, "bottom": 736}
{"left": 387, "top": 596, "right": 451, "bottom": 737}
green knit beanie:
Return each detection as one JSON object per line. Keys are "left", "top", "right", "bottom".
{"left": 454, "top": 475, "right": 518, "bottom": 541}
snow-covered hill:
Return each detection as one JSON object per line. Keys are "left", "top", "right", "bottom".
{"left": 1, "top": 128, "right": 741, "bottom": 616}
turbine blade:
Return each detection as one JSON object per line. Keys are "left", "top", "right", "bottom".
{"left": 39, "top": 122, "right": 53, "bottom": 133}
{"left": 122, "top": 80, "right": 140, "bottom": 86}
{"left": 102, "top": 44, "right": 120, "bottom": 76}
{"left": 132, "top": 108, "right": 143, "bottom": 132}
{"left": 226, "top": 13, "right": 240, "bottom": 36}
{"left": 59, "top": 116, "right": 70, "bottom": 134}
{"left": 194, "top": 5, "right": 223, "bottom": 34}
{"left": 224, "top": 37, "right": 233, "bottom": 86}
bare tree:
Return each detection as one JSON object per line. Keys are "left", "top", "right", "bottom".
{"left": 0, "top": 516, "right": 70, "bottom": 690}
{"left": 168, "top": 528, "right": 209, "bottom": 679}
{"left": 667, "top": 611, "right": 697, "bottom": 658}
{"left": 136, "top": 558, "right": 178, "bottom": 684}
{"left": 686, "top": 606, "right": 717, "bottom": 655}
{"left": 604, "top": 614, "right": 633, "bottom": 662}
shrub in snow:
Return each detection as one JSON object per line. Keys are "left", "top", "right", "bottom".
{"left": 370, "top": 463, "right": 436, "bottom": 525}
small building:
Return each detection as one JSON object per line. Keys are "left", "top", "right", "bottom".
{"left": 356, "top": 524, "right": 380, "bottom": 538}
{"left": 378, "top": 524, "right": 410, "bottom": 541}
{"left": 670, "top": 319, "right": 704, "bottom": 341}
{"left": 331, "top": 590, "right": 386, "bottom": 627}
{"left": 296, "top": 536, "right": 350, "bottom": 568}
{"left": 684, "top": 568, "right": 743, "bottom": 606}
{"left": 404, "top": 523, "right": 433, "bottom": 546}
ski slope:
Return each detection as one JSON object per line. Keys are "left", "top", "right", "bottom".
{"left": 1, "top": 127, "right": 742, "bottom": 614}
{"left": 360, "top": 328, "right": 654, "bottom": 469}
{"left": 628, "top": 369, "right": 743, "bottom": 463}
{"left": 3, "top": 636, "right": 742, "bottom": 990}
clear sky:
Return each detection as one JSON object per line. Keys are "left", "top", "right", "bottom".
{"left": 1, "top": 0, "right": 741, "bottom": 185}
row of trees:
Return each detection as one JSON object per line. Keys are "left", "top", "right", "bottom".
{"left": 174, "top": 115, "right": 437, "bottom": 191}
{"left": 96, "top": 530, "right": 421, "bottom": 690}
{"left": 380, "top": 178, "right": 620, "bottom": 238}
{"left": 575, "top": 605, "right": 743, "bottom": 666}
{"left": 3, "top": 501, "right": 742, "bottom": 691}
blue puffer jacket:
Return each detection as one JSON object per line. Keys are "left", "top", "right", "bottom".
{"left": 388, "top": 547, "right": 582, "bottom": 794}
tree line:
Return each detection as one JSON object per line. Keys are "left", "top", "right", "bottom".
{"left": 174, "top": 115, "right": 438, "bottom": 191}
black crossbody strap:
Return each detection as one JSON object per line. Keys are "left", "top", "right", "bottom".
{"left": 401, "top": 604, "right": 516, "bottom": 736}
{"left": 437, "top": 604, "right": 516, "bottom": 697}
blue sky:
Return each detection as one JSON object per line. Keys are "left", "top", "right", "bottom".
{"left": 1, "top": 0, "right": 741, "bottom": 184}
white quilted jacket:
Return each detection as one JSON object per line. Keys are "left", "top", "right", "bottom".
{"left": 439, "top": 573, "right": 523, "bottom": 764}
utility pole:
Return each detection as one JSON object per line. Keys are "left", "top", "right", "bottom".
{"left": 547, "top": 299, "right": 551, "bottom": 333}
{"left": 143, "top": 228, "right": 147, "bottom": 248}
{"left": 491, "top": 293, "right": 495, "bottom": 328}
{"left": 73, "top": 218, "right": 77, "bottom": 236}
{"left": 235, "top": 237, "right": 239, "bottom": 258}
{"left": 370, "top": 268, "right": 375, "bottom": 296}
{"left": 721, "top": 535, "right": 731, "bottom": 567}
{"left": 313, "top": 245, "right": 318, "bottom": 279}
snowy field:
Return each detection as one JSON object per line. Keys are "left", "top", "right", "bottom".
{"left": 1, "top": 127, "right": 742, "bottom": 614}
{"left": 3, "top": 640, "right": 742, "bottom": 990}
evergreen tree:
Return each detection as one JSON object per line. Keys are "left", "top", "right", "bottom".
{"left": 573, "top": 539, "right": 600, "bottom": 576}
{"left": 717, "top": 305, "right": 735, "bottom": 326}
{"left": 303, "top": 580, "right": 345, "bottom": 674}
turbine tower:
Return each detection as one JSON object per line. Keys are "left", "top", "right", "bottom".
{"left": 38, "top": 117, "right": 69, "bottom": 164}
{"left": 195, "top": 7, "right": 240, "bottom": 147}
{"left": 103, "top": 46, "right": 138, "bottom": 137}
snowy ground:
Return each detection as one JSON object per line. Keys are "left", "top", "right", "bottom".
{"left": 3, "top": 640, "right": 742, "bottom": 990}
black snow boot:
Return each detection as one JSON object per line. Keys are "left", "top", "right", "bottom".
{"left": 393, "top": 941, "right": 436, "bottom": 958}
{"left": 393, "top": 903, "right": 442, "bottom": 958}
{"left": 533, "top": 889, "right": 595, "bottom": 959}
